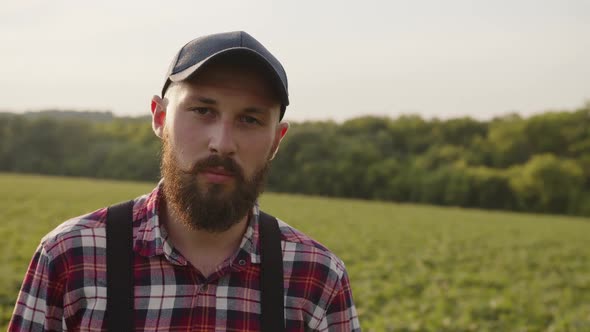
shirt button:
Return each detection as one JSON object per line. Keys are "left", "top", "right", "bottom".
{"left": 201, "top": 284, "right": 208, "bottom": 292}
{"left": 238, "top": 259, "right": 246, "bottom": 266}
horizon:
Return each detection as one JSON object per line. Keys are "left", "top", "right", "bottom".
{"left": 4, "top": 103, "right": 589, "bottom": 124}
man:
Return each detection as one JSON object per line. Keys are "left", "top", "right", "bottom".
{"left": 10, "top": 31, "right": 360, "bottom": 331}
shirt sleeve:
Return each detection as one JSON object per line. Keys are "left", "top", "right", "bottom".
{"left": 8, "top": 243, "right": 65, "bottom": 332}
{"left": 316, "top": 269, "right": 361, "bottom": 332}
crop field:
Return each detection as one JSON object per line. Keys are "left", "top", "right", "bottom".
{"left": 1, "top": 173, "right": 590, "bottom": 331}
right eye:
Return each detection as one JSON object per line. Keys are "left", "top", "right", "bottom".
{"left": 190, "top": 107, "right": 211, "bottom": 115}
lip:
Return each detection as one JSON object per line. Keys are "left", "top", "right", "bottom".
{"left": 200, "top": 167, "right": 235, "bottom": 183}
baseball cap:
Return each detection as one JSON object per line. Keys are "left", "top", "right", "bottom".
{"left": 161, "top": 31, "right": 289, "bottom": 119}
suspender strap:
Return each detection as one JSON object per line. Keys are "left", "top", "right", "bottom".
{"left": 258, "top": 211, "right": 285, "bottom": 332}
{"left": 106, "top": 200, "right": 135, "bottom": 332}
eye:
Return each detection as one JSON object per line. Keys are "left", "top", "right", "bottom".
{"left": 240, "top": 115, "right": 262, "bottom": 125}
{"left": 191, "top": 107, "right": 211, "bottom": 115}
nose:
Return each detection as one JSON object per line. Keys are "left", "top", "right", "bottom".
{"left": 208, "top": 121, "right": 237, "bottom": 156}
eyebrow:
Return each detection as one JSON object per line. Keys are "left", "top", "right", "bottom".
{"left": 193, "top": 96, "right": 217, "bottom": 105}
{"left": 244, "top": 107, "right": 270, "bottom": 115}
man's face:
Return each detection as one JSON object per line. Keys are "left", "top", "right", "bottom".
{"left": 152, "top": 61, "right": 288, "bottom": 232}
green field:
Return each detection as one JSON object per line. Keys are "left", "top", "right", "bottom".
{"left": 1, "top": 173, "right": 590, "bottom": 331}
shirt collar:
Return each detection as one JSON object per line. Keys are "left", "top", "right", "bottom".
{"left": 133, "top": 182, "right": 262, "bottom": 266}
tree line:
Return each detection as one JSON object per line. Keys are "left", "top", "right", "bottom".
{"left": 2, "top": 103, "right": 590, "bottom": 216}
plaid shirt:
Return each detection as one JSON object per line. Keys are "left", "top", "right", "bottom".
{"left": 9, "top": 185, "right": 360, "bottom": 331}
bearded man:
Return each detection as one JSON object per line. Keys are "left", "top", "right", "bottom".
{"left": 10, "top": 31, "right": 360, "bottom": 332}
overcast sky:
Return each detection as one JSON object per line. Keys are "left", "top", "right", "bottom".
{"left": 1, "top": 0, "right": 589, "bottom": 122}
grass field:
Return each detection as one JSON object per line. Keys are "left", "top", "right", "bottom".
{"left": 1, "top": 173, "right": 590, "bottom": 331}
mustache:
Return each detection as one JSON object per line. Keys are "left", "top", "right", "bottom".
{"left": 184, "top": 155, "right": 244, "bottom": 179}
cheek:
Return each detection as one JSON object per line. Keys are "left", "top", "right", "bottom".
{"left": 240, "top": 132, "right": 275, "bottom": 164}
{"left": 167, "top": 125, "right": 208, "bottom": 169}
{"left": 172, "top": 112, "right": 206, "bottom": 143}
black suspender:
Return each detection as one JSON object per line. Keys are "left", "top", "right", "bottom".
{"left": 106, "top": 200, "right": 135, "bottom": 332}
{"left": 106, "top": 202, "right": 285, "bottom": 332}
{"left": 258, "top": 211, "right": 286, "bottom": 332}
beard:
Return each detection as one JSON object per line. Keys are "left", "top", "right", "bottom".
{"left": 160, "top": 136, "right": 271, "bottom": 233}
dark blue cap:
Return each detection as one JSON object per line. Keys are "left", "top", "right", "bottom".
{"left": 162, "top": 31, "right": 289, "bottom": 119}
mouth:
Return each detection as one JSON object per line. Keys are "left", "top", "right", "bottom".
{"left": 200, "top": 166, "right": 236, "bottom": 183}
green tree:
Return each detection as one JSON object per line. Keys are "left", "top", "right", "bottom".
{"left": 509, "top": 154, "right": 584, "bottom": 213}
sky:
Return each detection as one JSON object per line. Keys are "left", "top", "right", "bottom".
{"left": 1, "top": 0, "right": 589, "bottom": 122}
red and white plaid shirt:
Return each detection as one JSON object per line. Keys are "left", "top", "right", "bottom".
{"left": 9, "top": 184, "right": 360, "bottom": 331}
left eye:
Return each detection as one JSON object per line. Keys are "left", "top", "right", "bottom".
{"left": 241, "top": 116, "right": 261, "bottom": 125}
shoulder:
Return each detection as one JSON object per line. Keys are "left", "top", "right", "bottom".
{"left": 39, "top": 192, "right": 154, "bottom": 258}
{"left": 272, "top": 217, "right": 357, "bottom": 327}
{"left": 39, "top": 207, "right": 109, "bottom": 257}
{"left": 275, "top": 217, "right": 347, "bottom": 279}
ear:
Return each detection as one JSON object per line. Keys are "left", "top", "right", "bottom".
{"left": 269, "top": 122, "right": 289, "bottom": 160}
{"left": 151, "top": 95, "right": 167, "bottom": 139}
